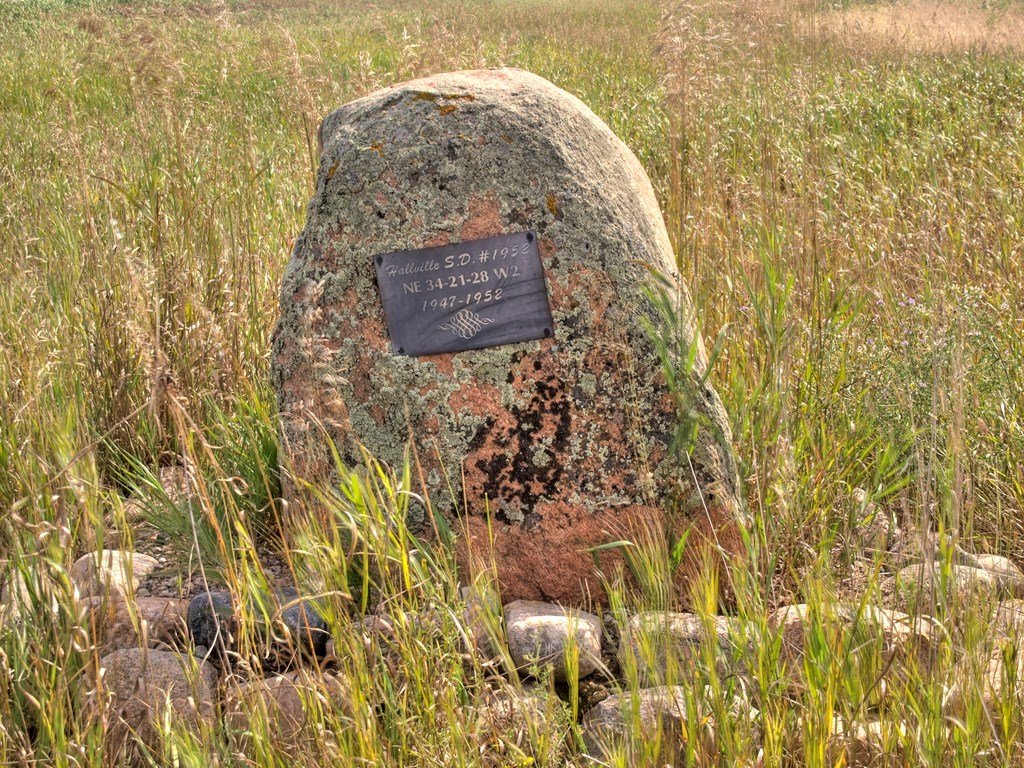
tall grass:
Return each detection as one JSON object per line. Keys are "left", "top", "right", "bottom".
{"left": 658, "top": 0, "right": 1024, "bottom": 594}
{"left": 3, "top": 0, "right": 1024, "bottom": 765}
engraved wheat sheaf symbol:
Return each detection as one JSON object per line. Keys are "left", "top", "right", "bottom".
{"left": 439, "top": 309, "right": 494, "bottom": 339}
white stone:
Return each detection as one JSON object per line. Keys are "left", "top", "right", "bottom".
{"left": 503, "top": 599, "right": 602, "bottom": 682}
{"left": 70, "top": 550, "right": 159, "bottom": 599}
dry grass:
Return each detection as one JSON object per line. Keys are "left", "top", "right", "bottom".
{"left": 824, "top": 0, "right": 1024, "bottom": 55}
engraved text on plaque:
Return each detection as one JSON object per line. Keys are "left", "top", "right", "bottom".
{"left": 374, "top": 231, "right": 553, "bottom": 356}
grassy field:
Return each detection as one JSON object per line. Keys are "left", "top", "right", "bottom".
{"left": 3, "top": 0, "right": 1024, "bottom": 765}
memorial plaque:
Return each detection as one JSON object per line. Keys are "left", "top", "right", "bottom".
{"left": 374, "top": 231, "right": 553, "bottom": 356}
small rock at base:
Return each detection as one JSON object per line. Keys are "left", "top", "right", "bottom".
{"left": 223, "top": 670, "right": 349, "bottom": 754}
{"left": 975, "top": 553, "right": 1024, "bottom": 582}
{"left": 477, "top": 682, "right": 572, "bottom": 763}
{"left": 503, "top": 600, "right": 602, "bottom": 682}
{"left": 70, "top": 550, "right": 159, "bottom": 600}
{"left": 1, "top": 569, "right": 60, "bottom": 624}
{"left": 188, "top": 588, "right": 331, "bottom": 665}
{"left": 785, "top": 716, "right": 907, "bottom": 766}
{"left": 582, "top": 684, "right": 758, "bottom": 763}
{"left": 79, "top": 596, "right": 188, "bottom": 655}
{"left": 460, "top": 581, "right": 503, "bottom": 660}
{"left": 582, "top": 686, "right": 693, "bottom": 763}
{"left": 993, "top": 599, "right": 1024, "bottom": 637}
{"left": 187, "top": 590, "right": 236, "bottom": 651}
{"left": 889, "top": 562, "right": 1024, "bottom": 615}
{"left": 90, "top": 647, "right": 217, "bottom": 760}
{"left": 946, "top": 646, "right": 1024, "bottom": 719}
{"left": 767, "top": 602, "right": 937, "bottom": 702}
{"left": 618, "top": 611, "right": 744, "bottom": 684}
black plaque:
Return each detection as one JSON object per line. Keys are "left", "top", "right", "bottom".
{"left": 374, "top": 231, "right": 553, "bottom": 356}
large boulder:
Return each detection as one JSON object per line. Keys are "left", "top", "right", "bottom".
{"left": 271, "top": 67, "right": 745, "bottom": 605}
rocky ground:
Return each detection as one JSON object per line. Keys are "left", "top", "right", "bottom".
{"left": 5, "top": 466, "right": 1024, "bottom": 765}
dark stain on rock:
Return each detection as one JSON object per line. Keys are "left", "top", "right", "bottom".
{"left": 471, "top": 376, "right": 571, "bottom": 526}
{"left": 508, "top": 206, "right": 534, "bottom": 228}
{"left": 467, "top": 416, "right": 496, "bottom": 453}
{"left": 506, "top": 351, "right": 525, "bottom": 384}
